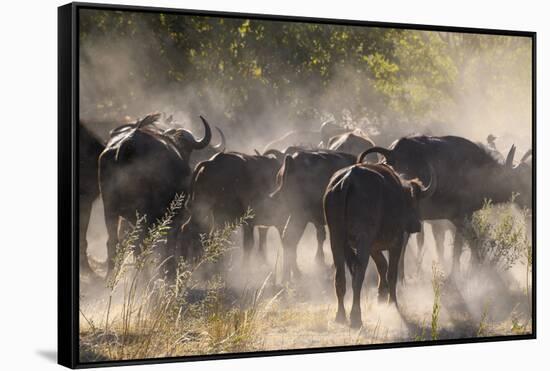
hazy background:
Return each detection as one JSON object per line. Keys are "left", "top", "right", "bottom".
{"left": 79, "top": 9, "right": 532, "bottom": 154}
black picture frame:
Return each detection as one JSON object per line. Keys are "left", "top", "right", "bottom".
{"left": 58, "top": 2, "right": 537, "bottom": 368}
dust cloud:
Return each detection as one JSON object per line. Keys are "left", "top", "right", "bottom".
{"left": 79, "top": 10, "right": 532, "bottom": 348}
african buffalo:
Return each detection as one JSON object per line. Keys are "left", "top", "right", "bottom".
{"left": 269, "top": 150, "right": 357, "bottom": 281}
{"left": 358, "top": 135, "right": 532, "bottom": 274}
{"left": 79, "top": 123, "right": 105, "bottom": 275}
{"left": 98, "top": 113, "right": 212, "bottom": 277}
{"left": 324, "top": 163, "right": 435, "bottom": 328}
{"left": 416, "top": 147, "right": 533, "bottom": 268}
{"left": 179, "top": 151, "right": 286, "bottom": 262}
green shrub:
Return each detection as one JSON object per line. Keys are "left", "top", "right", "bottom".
{"left": 464, "top": 198, "right": 531, "bottom": 273}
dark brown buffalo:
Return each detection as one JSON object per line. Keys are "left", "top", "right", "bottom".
{"left": 179, "top": 151, "right": 286, "bottom": 262}
{"left": 324, "top": 163, "right": 434, "bottom": 328}
{"left": 327, "top": 132, "right": 375, "bottom": 157}
{"left": 269, "top": 150, "right": 357, "bottom": 281}
{"left": 359, "top": 135, "right": 532, "bottom": 274}
{"left": 416, "top": 147, "right": 533, "bottom": 267}
{"left": 79, "top": 123, "right": 105, "bottom": 275}
{"left": 98, "top": 113, "right": 212, "bottom": 277}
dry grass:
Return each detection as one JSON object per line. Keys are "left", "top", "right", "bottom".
{"left": 80, "top": 198, "right": 533, "bottom": 362}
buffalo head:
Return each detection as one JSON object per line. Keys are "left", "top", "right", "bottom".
{"left": 164, "top": 116, "right": 212, "bottom": 158}
{"left": 504, "top": 145, "right": 533, "bottom": 209}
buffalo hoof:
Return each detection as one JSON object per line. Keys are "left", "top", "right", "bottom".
{"left": 335, "top": 311, "right": 347, "bottom": 324}
{"left": 377, "top": 292, "right": 389, "bottom": 304}
{"left": 79, "top": 264, "right": 95, "bottom": 277}
{"left": 350, "top": 316, "right": 363, "bottom": 329}
{"left": 315, "top": 253, "right": 325, "bottom": 266}
{"left": 257, "top": 255, "right": 269, "bottom": 268}
{"left": 281, "top": 273, "right": 292, "bottom": 285}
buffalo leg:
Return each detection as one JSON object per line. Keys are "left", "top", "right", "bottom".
{"left": 371, "top": 251, "right": 389, "bottom": 303}
{"left": 432, "top": 222, "right": 446, "bottom": 263}
{"left": 333, "top": 252, "right": 347, "bottom": 324}
{"left": 258, "top": 226, "right": 269, "bottom": 262}
{"left": 398, "top": 239, "right": 406, "bottom": 284}
{"left": 388, "top": 235, "right": 407, "bottom": 304}
{"left": 164, "top": 210, "right": 185, "bottom": 280}
{"left": 79, "top": 195, "right": 95, "bottom": 275}
{"left": 103, "top": 207, "right": 120, "bottom": 279}
{"left": 349, "top": 232, "right": 374, "bottom": 328}
{"left": 281, "top": 216, "right": 307, "bottom": 282}
{"left": 416, "top": 222, "right": 425, "bottom": 263}
{"left": 451, "top": 219, "right": 465, "bottom": 275}
{"left": 350, "top": 260, "right": 368, "bottom": 328}
{"left": 314, "top": 224, "right": 326, "bottom": 265}
{"left": 242, "top": 223, "right": 254, "bottom": 264}
{"left": 325, "top": 200, "right": 346, "bottom": 324}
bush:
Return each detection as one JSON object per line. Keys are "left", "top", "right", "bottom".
{"left": 464, "top": 198, "right": 531, "bottom": 273}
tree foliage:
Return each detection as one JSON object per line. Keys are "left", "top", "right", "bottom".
{"left": 80, "top": 10, "right": 531, "bottom": 140}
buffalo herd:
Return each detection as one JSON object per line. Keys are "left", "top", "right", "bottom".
{"left": 79, "top": 113, "right": 532, "bottom": 328}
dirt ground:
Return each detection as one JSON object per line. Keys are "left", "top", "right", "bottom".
{"left": 79, "top": 200, "right": 532, "bottom": 362}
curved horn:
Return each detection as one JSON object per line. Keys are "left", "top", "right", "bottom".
{"left": 213, "top": 127, "right": 226, "bottom": 151}
{"left": 505, "top": 144, "right": 516, "bottom": 168}
{"left": 192, "top": 116, "right": 212, "bottom": 150}
{"left": 419, "top": 163, "right": 438, "bottom": 200}
{"left": 521, "top": 149, "right": 532, "bottom": 163}
{"left": 357, "top": 146, "right": 393, "bottom": 163}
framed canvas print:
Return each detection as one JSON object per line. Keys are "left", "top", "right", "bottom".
{"left": 58, "top": 2, "right": 536, "bottom": 368}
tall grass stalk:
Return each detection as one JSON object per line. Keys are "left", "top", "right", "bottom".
{"left": 431, "top": 263, "right": 444, "bottom": 340}
{"left": 477, "top": 299, "right": 491, "bottom": 337}
{"left": 80, "top": 201, "right": 274, "bottom": 361}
